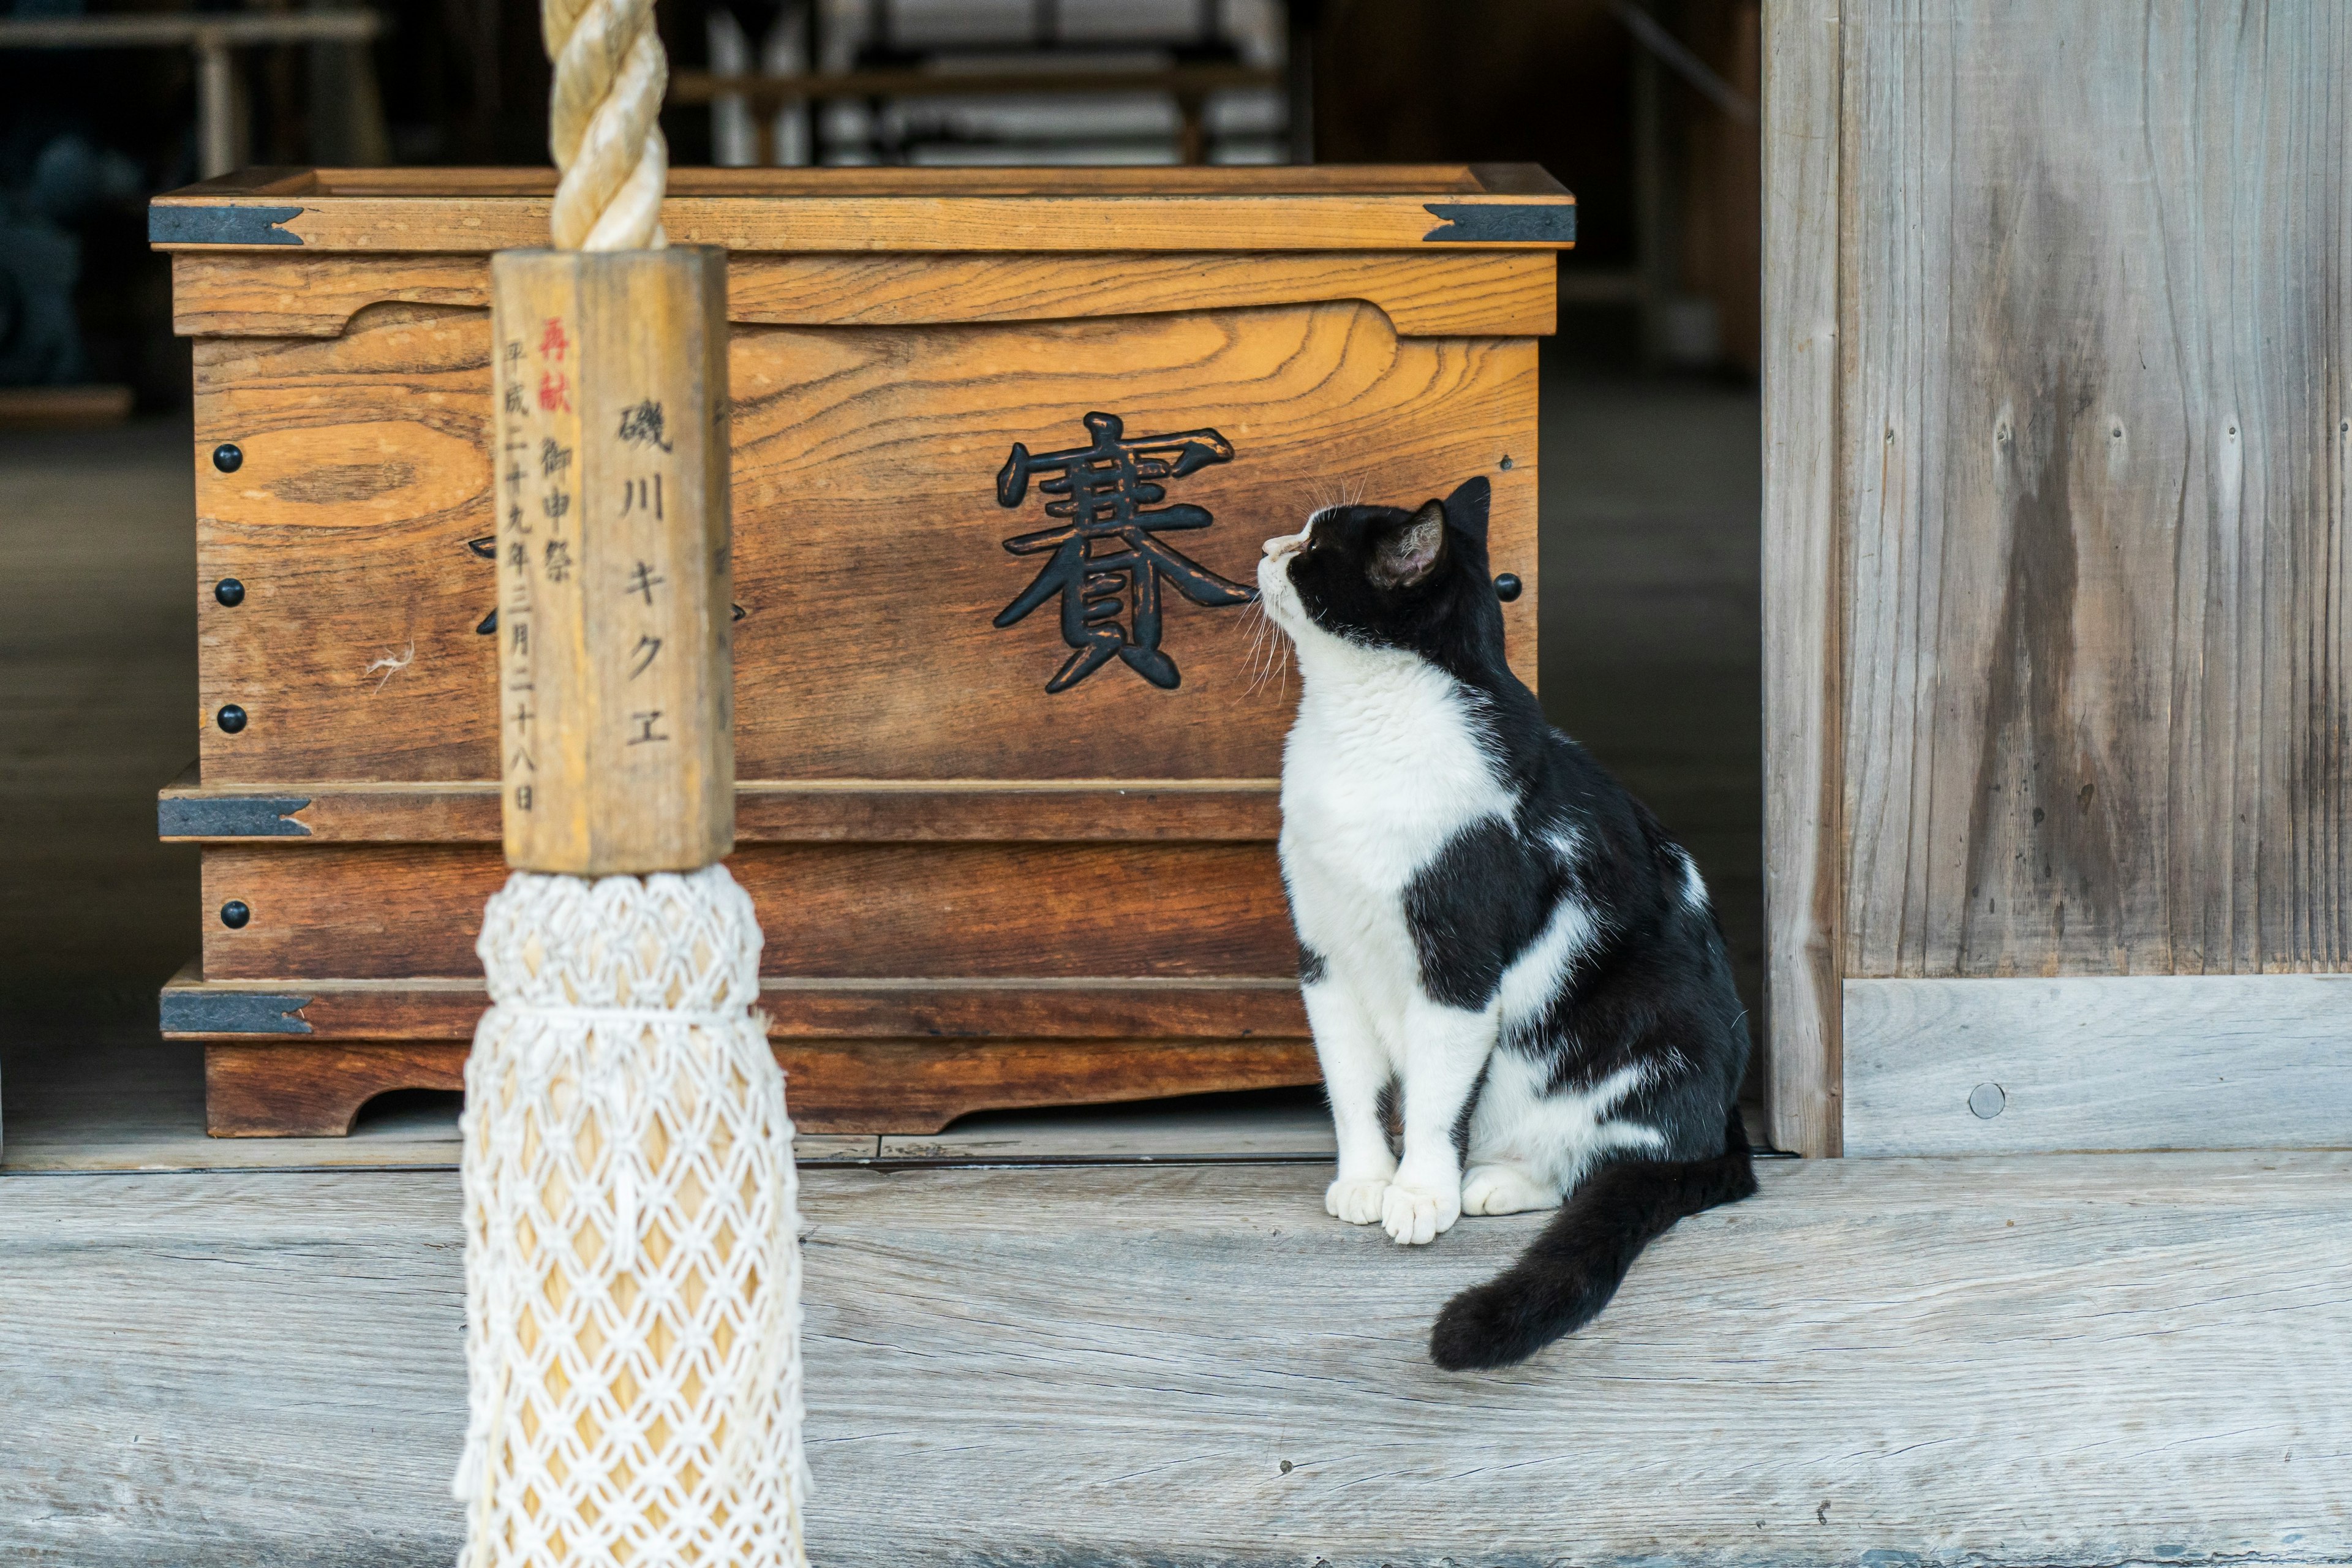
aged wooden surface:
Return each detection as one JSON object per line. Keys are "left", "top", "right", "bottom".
{"left": 193, "top": 300, "right": 1535, "bottom": 785}
{"left": 0, "top": 1030, "right": 1317, "bottom": 1173}
{"left": 174, "top": 250, "right": 1560, "bottom": 340}
{"left": 488, "top": 247, "right": 734, "bottom": 872}
{"left": 160, "top": 774, "right": 1283, "bottom": 842}
{"left": 163, "top": 973, "right": 1311, "bottom": 1041}
{"left": 6, "top": 1155, "right": 2348, "bottom": 1566}
{"left": 4, "top": 1037, "right": 476, "bottom": 1170}
{"left": 774, "top": 1037, "right": 1319, "bottom": 1134}
{"left": 205, "top": 1040, "right": 464, "bottom": 1136}
{"left": 198, "top": 841, "right": 1294, "bottom": 980}
{"left": 198, "top": 1036, "right": 1319, "bottom": 1137}
{"left": 1762, "top": 0, "right": 1845, "bottom": 1155}
{"left": 151, "top": 163, "right": 1577, "bottom": 255}
{"left": 869, "top": 1098, "right": 1777, "bottom": 1166}
{"left": 1839, "top": 2, "right": 2352, "bottom": 979}
{"left": 1844, "top": 974, "right": 2352, "bottom": 1156}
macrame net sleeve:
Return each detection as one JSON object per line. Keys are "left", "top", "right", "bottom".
{"left": 456, "top": 865, "right": 808, "bottom": 1567}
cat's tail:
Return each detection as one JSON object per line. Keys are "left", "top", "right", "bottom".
{"left": 1428, "top": 1107, "right": 1758, "bottom": 1371}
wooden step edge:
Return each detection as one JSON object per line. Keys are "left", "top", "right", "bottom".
{"left": 160, "top": 777, "right": 1283, "bottom": 843}
{"left": 162, "top": 974, "right": 1310, "bottom": 1042}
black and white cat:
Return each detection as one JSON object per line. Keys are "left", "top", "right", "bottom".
{"left": 1256, "top": 475, "right": 1755, "bottom": 1371}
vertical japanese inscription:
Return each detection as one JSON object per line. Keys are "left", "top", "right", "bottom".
{"left": 489, "top": 247, "right": 733, "bottom": 875}
{"left": 493, "top": 302, "right": 582, "bottom": 827}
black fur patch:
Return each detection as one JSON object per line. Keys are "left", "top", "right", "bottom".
{"left": 1297, "top": 942, "right": 1328, "bottom": 986}
{"left": 1404, "top": 819, "right": 1555, "bottom": 1009}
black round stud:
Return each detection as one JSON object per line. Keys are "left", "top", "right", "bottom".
{"left": 1499, "top": 454, "right": 1515, "bottom": 470}
{"left": 214, "top": 578, "right": 246, "bottom": 607}
{"left": 216, "top": 703, "right": 248, "bottom": 733}
{"left": 219, "top": 900, "right": 251, "bottom": 930}
{"left": 213, "top": 442, "right": 243, "bottom": 473}
{"left": 1494, "top": 573, "right": 1523, "bottom": 602}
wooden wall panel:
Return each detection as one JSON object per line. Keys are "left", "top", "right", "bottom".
{"left": 200, "top": 842, "right": 1294, "bottom": 981}
{"left": 1839, "top": 1, "right": 2352, "bottom": 979}
{"left": 1762, "top": 0, "right": 1846, "bottom": 1155}
{"left": 1844, "top": 976, "right": 2352, "bottom": 1155}
{"left": 195, "top": 301, "right": 1536, "bottom": 785}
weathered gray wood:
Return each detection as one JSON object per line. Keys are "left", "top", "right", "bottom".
{"left": 1840, "top": 2, "right": 2352, "bottom": 979}
{"left": 876, "top": 1096, "right": 1336, "bottom": 1163}
{"left": 1845, "top": 974, "right": 2352, "bottom": 1155}
{"left": 876, "top": 1100, "right": 1776, "bottom": 1164}
{"left": 1762, "top": 0, "right": 1846, "bottom": 1155}
{"left": 0, "top": 1035, "right": 878, "bottom": 1172}
{"left": 0, "top": 1171, "right": 468, "bottom": 1567}
{"left": 6, "top": 1157, "right": 2350, "bottom": 1566}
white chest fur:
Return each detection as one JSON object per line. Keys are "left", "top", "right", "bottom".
{"left": 1278, "top": 644, "right": 1514, "bottom": 995}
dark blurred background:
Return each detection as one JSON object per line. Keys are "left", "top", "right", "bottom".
{"left": 0, "top": 0, "right": 1760, "bottom": 1096}
{"left": 0, "top": 0, "right": 1759, "bottom": 409}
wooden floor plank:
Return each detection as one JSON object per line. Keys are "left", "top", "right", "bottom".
{"left": 4, "top": 1156, "right": 2346, "bottom": 1566}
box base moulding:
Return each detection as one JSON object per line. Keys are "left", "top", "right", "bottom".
{"left": 168, "top": 967, "right": 1319, "bottom": 1137}
{"left": 201, "top": 1039, "right": 1321, "bottom": 1139}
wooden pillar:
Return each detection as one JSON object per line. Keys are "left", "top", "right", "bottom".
{"left": 488, "top": 247, "right": 734, "bottom": 876}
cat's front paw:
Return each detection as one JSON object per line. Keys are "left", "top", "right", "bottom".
{"left": 1380, "top": 1179, "right": 1461, "bottom": 1246}
{"left": 1461, "top": 1164, "right": 1559, "bottom": 1216}
{"left": 1326, "top": 1176, "right": 1392, "bottom": 1224}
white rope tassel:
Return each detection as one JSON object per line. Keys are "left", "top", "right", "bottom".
{"left": 544, "top": 0, "right": 669, "bottom": 251}
{"left": 456, "top": 866, "right": 807, "bottom": 1567}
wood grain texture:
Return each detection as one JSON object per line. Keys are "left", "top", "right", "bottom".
{"left": 1839, "top": 2, "right": 2352, "bottom": 978}
{"left": 1844, "top": 974, "right": 2352, "bottom": 1156}
{"left": 1762, "top": 0, "right": 1846, "bottom": 1155}
{"left": 7, "top": 1156, "right": 2349, "bottom": 1565}
{"left": 159, "top": 777, "right": 1283, "bottom": 842}
{"left": 149, "top": 164, "right": 1577, "bottom": 255}
{"left": 200, "top": 1037, "right": 1319, "bottom": 1136}
{"left": 488, "top": 247, "right": 734, "bottom": 872}
{"left": 175, "top": 251, "right": 1560, "bottom": 340}
{"left": 728, "top": 303, "right": 1536, "bottom": 778}
{"left": 3, "top": 1031, "right": 1352, "bottom": 1174}
{"left": 173, "top": 252, "right": 486, "bottom": 337}
{"left": 192, "top": 300, "right": 1536, "bottom": 784}
{"left": 192, "top": 307, "right": 495, "bottom": 783}
{"left": 206, "top": 1041, "right": 462, "bottom": 1136}
{"left": 778, "top": 1037, "right": 1318, "bottom": 1134}
{"left": 200, "top": 841, "right": 1294, "bottom": 981}
{"left": 161, "top": 975, "right": 1310, "bottom": 1041}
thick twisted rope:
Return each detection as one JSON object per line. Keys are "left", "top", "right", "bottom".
{"left": 544, "top": 0, "right": 668, "bottom": 250}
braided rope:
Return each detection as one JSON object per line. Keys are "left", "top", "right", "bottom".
{"left": 543, "top": 0, "right": 668, "bottom": 250}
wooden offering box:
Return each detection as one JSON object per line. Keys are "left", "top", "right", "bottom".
{"left": 151, "top": 165, "right": 1572, "bottom": 1136}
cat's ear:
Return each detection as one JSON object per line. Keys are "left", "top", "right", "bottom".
{"left": 1371, "top": 500, "right": 1447, "bottom": 589}
{"left": 1444, "top": 475, "right": 1491, "bottom": 544}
